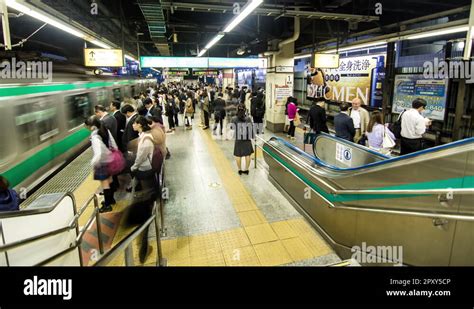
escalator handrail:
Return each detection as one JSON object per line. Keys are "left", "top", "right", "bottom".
{"left": 259, "top": 143, "right": 474, "bottom": 222}
{"left": 270, "top": 134, "right": 474, "bottom": 172}
{"left": 262, "top": 138, "right": 474, "bottom": 196}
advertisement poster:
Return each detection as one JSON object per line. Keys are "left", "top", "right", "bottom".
{"left": 392, "top": 74, "right": 448, "bottom": 121}
{"left": 307, "top": 54, "right": 385, "bottom": 107}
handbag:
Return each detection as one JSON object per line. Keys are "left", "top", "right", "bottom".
{"left": 382, "top": 127, "right": 396, "bottom": 149}
{"left": 107, "top": 148, "right": 126, "bottom": 175}
{"left": 293, "top": 112, "right": 301, "bottom": 126}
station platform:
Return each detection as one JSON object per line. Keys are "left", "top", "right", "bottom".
{"left": 24, "top": 111, "right": 341, "bottom": 267}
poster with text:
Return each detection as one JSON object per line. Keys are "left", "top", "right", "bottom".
{"left": 307, "top": 54, "right": 385, "bottom": 107}
{"left": 392, "top": 74, "right": 448, "bottom": 121}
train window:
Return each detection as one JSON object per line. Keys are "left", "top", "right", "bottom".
{"left": 96, "top": 89, "right": 108, "bottom": 106}
{"left": 14, "top": 100, "right": 59, "bottom": 151}
{"left": 64, "top": 93, "right": 92, "bottom": 130}
{"left": 113, "top": 88, "right": 122, "bottom": 100}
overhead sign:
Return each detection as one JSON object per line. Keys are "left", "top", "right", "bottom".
{"left": 141, "top": 56, "right": 267, "bottom": 69}
{"left": 313, "top": 53, "right": 340, "bottom": 68}
{"left": 208, "top": 57, "right": 267, "bottom": 69}
{"left": 84, "top": 49, "right": 123, "bottom": 67}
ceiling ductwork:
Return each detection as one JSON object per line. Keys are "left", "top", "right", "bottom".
{"left": 137, "top": 0, "right": 170, "bottom": 56}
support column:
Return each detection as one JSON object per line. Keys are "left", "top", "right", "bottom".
{"left": 0, "top": 0, "right": 11, "bottom": 50}
{"left": 453, "top": 0, "right": 474, "bottom": 140}
{"left": 265, "top": 42, "right": 295, "bottom": 132}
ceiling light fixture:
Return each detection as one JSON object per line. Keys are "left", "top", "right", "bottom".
{"left": 198, "top": 48, "right": 208, "bottom": 57}
{"left": 223, "top": 0, "right": 263, "bottom": 33}
{"left": 6, "top": 0, "right": 113, "bottom": 49}
{"left": 205, "top": 33, "right": 224, "bottom": 49}
{"left": 405, "top": 25, "right": 469, "bottom": 40}
{"left": 294, "top": 53, "right": 311, "bottom": 60}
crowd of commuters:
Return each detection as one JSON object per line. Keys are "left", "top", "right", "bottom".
{"left": 0, "top": 78, "right": 434, "bottom": 245}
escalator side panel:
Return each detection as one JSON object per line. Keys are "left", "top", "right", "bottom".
{"left": 450, "top": 151, "right": 474, "bottom": 266}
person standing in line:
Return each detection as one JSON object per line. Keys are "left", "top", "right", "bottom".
{"left": 184, "top": 91, "right": 194, "bottom": 130}
{"left": 110, "top": 100, "right": 126, "bottom": 151}
{"left": 250, "top": 92, "right": 265, "bottom": 135}
{"left": 365, "top": 110, "right": 396, "bottom": 153}
{"left": 287, "top": 98, "right": 298, "bottom": 140}
{"left": 307, "top": 98, "right": 329, "bottom": 134}
{"left": 202, "top": 89, "right": 210, "bottom": 130}
{"left": 95, "top": 105, "right": 117, "bottom": 145}
{"left": 164, "top": 94, "right": 175, "bottom": 133}
{"left": 400, "top": 98, "right": 431, "bottom": 155}
{"left": 84, "top": 116, "right": 117, "bottom": 213}
{"left": 349, "top": 98, "right": 370, "bottom": 143}
{"left": 334, "top": 103, "right": 356, "bottom": 142}
{"left": 232, "top": 104, "right": 254, "bottom": 175}
{"left": 173, "top": 93, "right": 180, "bottom": 127}
{"left": 213, "top": 93, "right": 226, "bottom": 135}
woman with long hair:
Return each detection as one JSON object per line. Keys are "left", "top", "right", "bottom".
{"left": 84, "top": 116, "right": 117, "bottom": 213}
{"left": 365, "top": 111, "right": 395, "bottom": 153}
{"left": 232, "top": 103, "right": 254, "bottom": 175}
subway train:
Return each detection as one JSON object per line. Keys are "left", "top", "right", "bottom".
{"left": 0, "top": 73, "right": 157, "bottom": 194}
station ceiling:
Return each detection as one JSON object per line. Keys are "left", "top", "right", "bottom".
{"left": 4, "top": 0, "right": 472, "bottom": 62}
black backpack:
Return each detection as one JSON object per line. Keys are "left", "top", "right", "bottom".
{"left": 390, "top": 110, "right": 405, "bottom": 139}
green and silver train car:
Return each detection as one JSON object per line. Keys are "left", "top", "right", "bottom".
{"left": 0, "top": 76, "right": 157, "bottom": 193}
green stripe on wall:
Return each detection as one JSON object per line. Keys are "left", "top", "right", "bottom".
{"left": 0, "top": 80, "right": 135, "bottom": 97}
{"left": 263, "top": 146, "right": 473, "bottom": 203}
{"left": 3, "top": 129, "right": 90, "bottom": 187}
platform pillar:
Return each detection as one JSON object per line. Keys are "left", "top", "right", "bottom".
{"left": 0, "top": 0, "right": 11, "bottom": 50}
{"left": 265, "top": 42, "right": 295, "bottom": 133}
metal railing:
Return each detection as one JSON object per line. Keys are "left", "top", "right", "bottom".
{"left": 255, "top": 135, "right": 474, "bottom": 222}
{"left": 94, "top": 201, "right": 166, "bottom": 266}
{"left": 0, "top": 192, "right": 104, "bottom": 266}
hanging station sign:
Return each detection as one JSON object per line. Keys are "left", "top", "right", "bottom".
{"left": 140, "top": 56, "right": 267, "bottom": 69}
{"left": 84, "top": 49, "right": 124, "bottom": 67}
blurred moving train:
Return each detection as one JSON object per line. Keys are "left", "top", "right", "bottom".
{"left": 0, "top": 74, "right": 157, "bottom": 195}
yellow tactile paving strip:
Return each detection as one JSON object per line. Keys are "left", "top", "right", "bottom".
{"left": 137, "top": 129, "right": 334, "bottom": 267}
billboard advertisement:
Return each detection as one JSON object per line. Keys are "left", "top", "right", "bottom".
{"left": 306, "top": 54, "right": 385, "bottom": 107}
{"left": 392, "top": 74, "right": 448, "bottom": 121}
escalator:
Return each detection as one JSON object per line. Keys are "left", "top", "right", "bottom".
{"left": 261, "top": 133, "right": 474, "bottom": 266}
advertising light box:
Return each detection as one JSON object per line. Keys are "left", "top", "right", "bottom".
{"left": 208, "top": 57, "right": 266, "bottom": 68}
{"left": 141, "top": 57, "right": 208, "bottom": 68}
{"left": 392, "top": 74, "right": 448, "bottom": 121}
{"left": 141, "top": 56, "right": 267, "bottom": 69}
{"left": 84, "top": 49, "right": 123, "bottom": 67}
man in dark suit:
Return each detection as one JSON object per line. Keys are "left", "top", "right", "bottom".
{"left": 109, "top": 100, "right": 126, "bottom": 151}
{"left": 95, "top": 105, "right": 117, "bottom": 143}
{"left": 334, "top": 103, "right": 355, "bottom": 142}
{"left": 307, "top": 98, "right": 329, "bottom": 134}
{"left": 120, "top": 104, "right": 139, "bottom": 153}
{"left": 144, "top": 98, "right": 163, "bottom": 124}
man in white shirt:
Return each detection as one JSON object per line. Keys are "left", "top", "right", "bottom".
{"left": 349, "top": 98, "right": 369, "bottom": 143}
{"left": 400, "top": 98, "right": 432, "bottom": 155}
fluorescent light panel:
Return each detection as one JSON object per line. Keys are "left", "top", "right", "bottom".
{"left": 294, "top": 53, "right": 311, "bottom": 60}
{"left": 198, "top": 49, "right": 208, "bottom": 57}
{"left": 406, "top": 26, "right": 469, "bottom": 40}
{"left": 322, "top": 41, "right": 387, "bottom": 54}
{"left": 205, "top": 34, "right": 224, "bottom": 49}
{"left": 6, "top": 0, "right": 113, "bottom": 49}
{"left": 224, "top": 0, "right": 263, "bottom": 33}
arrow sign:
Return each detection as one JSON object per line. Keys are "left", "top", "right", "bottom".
{"left": 89, "top": 51, "right": 95, "bottom": 58}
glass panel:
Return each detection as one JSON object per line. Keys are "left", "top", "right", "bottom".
{"left": 96, "top": 89, "right": 109, "bottom": 106}
{"left": 64, "top": 93, "right": 92, "bottom": 129}
{"left": 113, "top": 88, "right": 122, "bottom": 101}
{"left": 15, "top": 99, "right": 59, "bottom": 151}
